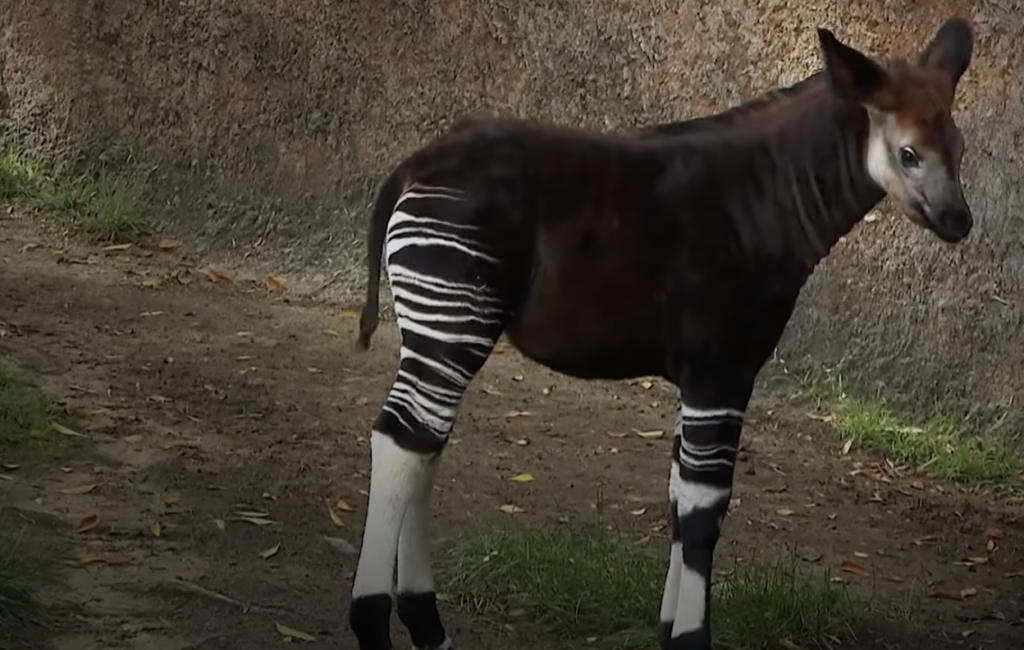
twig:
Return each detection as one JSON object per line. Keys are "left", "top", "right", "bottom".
{"left": 167, "top": 578, "right": 288, "bottom": 615}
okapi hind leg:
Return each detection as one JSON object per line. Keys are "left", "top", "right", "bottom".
{"left": 660, "top": 380, "right": 751, "bottom": 650}
{"left": 350, "top": 183, "right": 510, "bottom": 650}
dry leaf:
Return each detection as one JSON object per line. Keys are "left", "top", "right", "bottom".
{"left": 630, "top": 508, "right": 647, "bottom": 516}
{"left": 0, "top": 463, "right": 19, "bottom": 471}
{"left": 60, "top": 484, "right": 98, "bottom": 496}
{"left": 323, "top": 328, "right": 340, "bottom": 338}
{"left": 323, "top": 536, "right": 357, "bottom": 554}
{"left": 213, "top": 519, "right": 226, "bottom": 532}
{"left": 53, "top": 423, "right": 86, "bottom": 437}
{"left": 141, "top": 277, "right": 163, "bottom": 288}
{"left": 275, "top": 622, "right": 316, "bottom": 642}
{"left": 776, "top": 508, "right": 796, "bottom": 517}
{"left": 76, "top": 514, "right": 101, "bottom": 534}
{"left": 881, "top": 574, "right": 905, "bottom": 583}
{"left": 339, "top": 309, "right": 359, "bottom": 318}
{"left": 197, "top": 265, "right": 234, "bottom": 284}
{"left": 336, "top": 499, "right": 355, "bottom": 512}
{"left": 123, "top": 433, "right": 143, "bottom": 444}
{"left": 102, "top": 243, "right": 133, "bottom": 252}
{"left": 634, "top": 429, "right": 665, "bottom": 440}
{"left": 840, "top": 560, "right": 869, "bottom": 576}
{"left": 232, "top": 516, "right": 277, "bottom": 526}
{"left": 159, "top": 237, "right": 183, "bottom": 250}
{"left": 930, "top": 590, "right": 964, "bottom": 601}
{"left": 606, "top": 431, "right": 629, "bottom": 439}
{"left": 265, "top": 274, "right": 287, "bottom": 293}
{"left": 960, "top": 587, "right": 978, "bottom": 598}
{"left": 985, "top": 527, "right": 1005, "bottom": 540}
{"left": 512, "top": 373, "right": 524, "bottom": 382}
{"left": 511, "top": 473, "right": 534, "bottom": 483}
{"left": 151, "top": 521, "right": 162, "bottom": 538}
{"left": 504, "top": 410, "right": 533, "bottom": 418}
{"left": 911, "top": 478, "right": 925, "bottom": 490}
{"left": 260, "top": 543, "right": 281, "bottom": 559}
{"left": 162, "top": 494, "right": 180, "bottom": 505}
{"left": 499, "top": 504, "right": 526, "bottom": 514}
{"left": 854, "top": 551, "right": 869, "bottom": 558}
{"left": 328, "top": 504, "right": 345, "bottom": 527}
{"left": 841, "top": 438, "right": 854, "bottom": 455}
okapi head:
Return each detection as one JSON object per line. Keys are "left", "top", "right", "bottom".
{"left": 818, "top": 18, "right": 975, "bottom": 243}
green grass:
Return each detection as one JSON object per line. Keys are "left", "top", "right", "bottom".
{"left": 440, "top": 525, "right": 859, "bottom": 650}
{"left": 804, "top": 380, "right": 1020, "bottom": 483}
{"left": 0, "top": 534, "right": 49, "bottom": 642}
{"left": 0, "top": 362, "right": 55, "bottom": 455}
{"left": 0, "top": 151, "right": 147, "bottom": 240}
{"left": 0, "top": 363, "right": 57, "bottom": 642}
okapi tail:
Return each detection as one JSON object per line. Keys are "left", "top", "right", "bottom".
{"left": 357, "top": 169, "right": 403, "bottom": 350}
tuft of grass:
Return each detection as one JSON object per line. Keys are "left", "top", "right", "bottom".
{"left": 0, "top": 535, "right": 49, "bottom": 642}
{"left": 806, "top": 380, "right": 1020, "bottom": 483}
{"left": 0, "top": 151, "right": 147, "bottom": 240}
{"left": 0, "top": 362, "right": 55, "bottom": 454}
{"left": 440, "top": 525, "right": 858, "bottom": 650}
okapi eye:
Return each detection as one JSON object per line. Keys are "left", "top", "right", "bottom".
{"left": 899, "top": 146, "right": 920, "bottom": 168}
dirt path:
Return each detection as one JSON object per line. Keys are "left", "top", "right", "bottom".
{"left": 1, "top": 213, "right": 1022, "bottom": 650}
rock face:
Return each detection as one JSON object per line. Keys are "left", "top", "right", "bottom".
{"left": 1, "top": 1, "right": 1020, "bottom": 425}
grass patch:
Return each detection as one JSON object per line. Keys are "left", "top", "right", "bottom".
{"left": 804, "top": 380, "right": 1020, "bottom": 483}
{"left": 0, "top": 362, "right": 55, "bottom": 455}
{"left": 0, "top": 534, "right": 50, "bottom": 643}
{"left": 440, "top": 525, "right": 859, "bottom": 650}
{"left": 0, "top": 151, "right": 147, "bottom": 240}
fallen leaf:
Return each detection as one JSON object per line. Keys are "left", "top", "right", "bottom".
{"left": 323, "top": 536, "right": 357, "bottom": 554}
{"left": 960, "top": 587, "right": 978, "bottom": 598}
{"left": 511, "top": 473, "right": 534, "bottom": 483}
{"left": 151, "top": 521, "right": 162, "bottom": 537}
{"left": 275, "top": 622, "right": 316, "bottom": 642}
{"left": 606, "top": 431, "right": 629, "bottom": 439}
{"left": 264, "top": 274, "right": 287, "bottom": 293}
{"left": 880, "top": 574, "right": 905, "bottom": 583}
{"left": 327, "top": 504, "right": 345, "bottom": 527}
{"left": 158, "top": 237, "right": 183, "bottom": 250}
{"left": 79, "top": 554, "right": 105, "bottom": 565}
{"left": 260, "top": 543, "right": 281, "bottom": 559}
{"left": 512, "top": 373, "right": 524, "bottom": 382}
{"left": 141, "top": 277, "right": 163, "bottom": 288}
{"left": 499, "top": 504, "right": 526, "bottom": 514}
{"left": 340, "top": 309, "right": 359, "bottom": 318}
{"left": 198, "top": 265, "right": 234, "bottom": 284}
{"left": 0, "top": 463, "right": 19, "bottom": 471}
{"left": 162, "top": 494, "right": 180, "bottom": 505}
{"left": 967, "top": 556, "right": 990, "bottom": 565}
{"left": 236, "top": 510, "right": 270, "bottom": 518}
{"left": 634, "top": 429, "right": 665, "bottom": 440}
{"left": 854, "top": 551, "right": 869, "bottom": 558}
{"left": 776, "top": 508, "right": 796, "bottom": 517}
{"left": 60, "top": 484, "right": 98, "bottom": 496}
{"left": 213, "top": 519, "right": 226, "bottom": 532}
{"left": 53, "top": 423, "right": 86, "bottom": 437}
{"left": 232, "top": 516, "right": 277, "bottom": 526}
{"left": 139, "top": 311, "right": 164, "bottom": 317}
{"left": 630, "top": 508, "right": 647, "bottom": 516}
{"left": 336, "top": 499, "right": 355, "bottom": 512}
{"left": 123, "top": 433, "right": 143, "bottom": 444}
{"left": 504, "top": 410, "right": 533, "bottom": 418}
{"left": 322, "top": 328, "right": 340, "bottom": 338}
{"left": 101, "top": 243, "right": 133, "bottom": 252}
{"left": 911, "top": 478, "right": 925, "bottom": 490}
{"left": 840, "top": 560, "right": 869, "bottom": 577}
{"left": 76, "top": 514, "right": 101, "bottom": 534}
{"left": 985, "top": 527, "right": 1005, "bottom": 540}
{"left": 930, "top": 590, "right": 964, "bottom": 601}
{"left": 841, "top": 438, "right": 854, "bottom": 455}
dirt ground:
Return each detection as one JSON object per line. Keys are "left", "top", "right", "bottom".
{"left": 1, "top": 212, "right": 1022, "bottom": 650}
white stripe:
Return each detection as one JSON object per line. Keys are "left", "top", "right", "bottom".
{"left": 387, "top": 265, "right": 503, "bottom": 302}
{"left": 387, "top": 235, "right": 499, "bottom": 264}
{"left": 672, "top": 565, "right": 707, "bottom": 636}
{"left": 679, "top": 402, "right": 744, "bottom": 422}
{"left": 398, "top": 346, "right": 472, "bottom": 384}
{"left": 669, "top": 464, "right": 731, "bottom": 516}
{"left": 389, "top": 210, "right": 479, "bottom": 231}
{"left": 390, "top": 285, "right": 505, "bottom": 315}
{"left": 394, "top": 300, "right": 504, "bottom": 326}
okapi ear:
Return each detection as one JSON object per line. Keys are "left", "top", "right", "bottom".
{"left": 918, "top": 17, "right": 974, "bottom": 86}
{"left": 817, "top": 28, "right": 891, "bottom": 107}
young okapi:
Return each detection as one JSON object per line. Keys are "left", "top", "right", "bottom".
{"left": 349, "top": 18, "right": 975, "bottom": 650}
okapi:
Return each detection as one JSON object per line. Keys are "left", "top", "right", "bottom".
{"left": 348, "top": 18, "right": 975, "bottom": 650}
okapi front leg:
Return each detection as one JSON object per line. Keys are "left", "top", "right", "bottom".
{"left": 659, "top": 398, "right": 744, "bottom": 650}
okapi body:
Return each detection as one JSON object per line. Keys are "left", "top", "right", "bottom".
{"left": 349, "top": 19, "right": 976, "bottom": 650}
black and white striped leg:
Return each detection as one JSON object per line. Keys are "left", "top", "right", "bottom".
{"left": 350, "top": 185, "right": 506, "bottom": 650}
{"left": 659, "top": 396, "right": 745, "bottom": 650}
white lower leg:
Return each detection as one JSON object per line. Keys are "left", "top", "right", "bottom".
{"left": 397, "top": 458, "right": 438, "bottom": 595}
{"left": 660, "top": 541, "right": 683, "bottom": 625}
{"left": 671, "top": 563, "right": 707, "bottom": 636}
{"left": 352, "top": 431, "right": 435, "bottom": 599}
